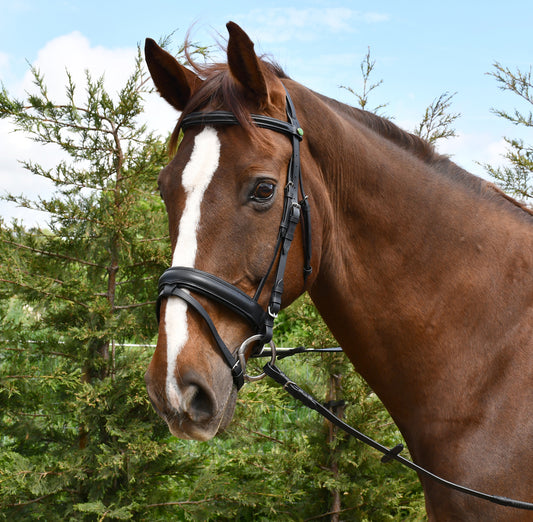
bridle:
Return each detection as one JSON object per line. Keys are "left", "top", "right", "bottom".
{"left": 156, "top": 86, "right": 311, "bottom": 390}
{"left": 154, "top": 86, "right": 533, "bottom": 512}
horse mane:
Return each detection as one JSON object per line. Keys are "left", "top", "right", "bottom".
{"left": 169, "top": 50, "right": 533, "bottom": 219}
{"left": 319, "top": 94, "right": 533, "bottom": 218}
{"left": 363, "top": 111, "right": 532, "bottom": 217}
{"left": 354, "top": 105, "right": 437, "bottom": 162}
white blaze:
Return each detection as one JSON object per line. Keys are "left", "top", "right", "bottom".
{"left": 165, "top": 127, "right": 220, "bottom": 406}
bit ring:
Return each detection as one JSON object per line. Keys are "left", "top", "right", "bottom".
{"left": 238, "top": 334, "right": 277, "bottom": 382}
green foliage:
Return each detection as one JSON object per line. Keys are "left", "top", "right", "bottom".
{"left": 340, "top": 47, "right": 389, "bottom": 115}
{"left": 0, "top": 42, "right": 174, "bottom": 520}
{"left": 413, "top": 91, "right": 460, "bottom": 144}
{"left": 483, "top": 62, "right": 533, "bottom": 202}
{"left": 0, "top": 38, "right": 428, "bottom": 521}
{"left": 0, "top": 293, "right": 174, "bottom": 516}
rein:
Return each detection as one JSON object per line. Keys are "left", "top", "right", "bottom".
{"left": 258, "top": 355, "right": 533, "bottom": 511}
{"left": 156, "top": 86, "right": 533, "bottom": 511}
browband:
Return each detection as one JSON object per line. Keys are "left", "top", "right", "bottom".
{"left": 181, "top": 111, "right": 304, "bottom": 140}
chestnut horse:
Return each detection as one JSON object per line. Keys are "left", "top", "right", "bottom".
{"left": 144, "top": 22, "right": 533, "bottom": 520}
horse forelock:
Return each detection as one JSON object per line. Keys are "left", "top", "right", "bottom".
{"left": 169, "top": 54, "right": 288, "bottom": 156}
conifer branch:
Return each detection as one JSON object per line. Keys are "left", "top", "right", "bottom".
{"left": 113, "top": 301, "right": 156, "bottom": 310}
{"left": 6, "top": 493, "right": 58, "bottom": 508}
{"left": 1, "top": 239, "right": 106, "bottom": 268}
{"left": 145, "top": 496, "right": 222, "bottom": 508}
{"left": 0, "top": 278, "right": 89, "bottom": 308}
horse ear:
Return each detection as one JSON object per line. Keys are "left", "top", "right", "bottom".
{"left": 226, "top": 22, "right": 269, "bottom": 104}
{"left": 144, "top": 38, "right": 202, "bottom": 111}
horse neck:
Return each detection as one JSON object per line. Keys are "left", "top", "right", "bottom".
{"left": 299, "top": 85, "right": 533, "bottom": 433}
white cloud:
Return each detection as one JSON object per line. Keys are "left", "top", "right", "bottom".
{"left": 237, "top": 8, "right": 389, "bottom": 43}
{"left": 0, "top": 32, "right": 178, "bottom": 227}
{"left": 19, "top": 31, "right": 135, "bottom": 101}
{"left": 0, "top": 117, "right": 58, "bottom": 224}
{"left": 436, "top": 132, "right": 509, "bottom": 180}
{"left": 486, "top": 138, "right": 509, "bottom": 166}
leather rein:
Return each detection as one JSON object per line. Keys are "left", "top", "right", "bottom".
{"left": 155, "top": 87, "right": 533, "bottom": 511}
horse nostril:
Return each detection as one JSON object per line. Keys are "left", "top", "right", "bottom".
{"left": 182, "top": 380, "right": 216, "bottom": 423}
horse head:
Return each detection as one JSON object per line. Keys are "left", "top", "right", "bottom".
{"left": 144, "top": 22, "right": 318, "bottom": 440}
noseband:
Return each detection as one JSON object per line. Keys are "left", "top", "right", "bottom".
{"left": 156, "top": 87, "right": 311, "bottom": 390}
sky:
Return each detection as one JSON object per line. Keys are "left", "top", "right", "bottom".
{"left": 1, "top": 0, "right": 532, "bottom": 225}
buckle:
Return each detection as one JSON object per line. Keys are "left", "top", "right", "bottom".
{"left": 267, "top": 306, "right": 278, "bottom": 319}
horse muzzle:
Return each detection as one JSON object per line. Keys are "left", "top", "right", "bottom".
{"left": 145, "top": 366, "right": 237, "bottom": 441}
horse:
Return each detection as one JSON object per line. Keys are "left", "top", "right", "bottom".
{"left": 144, "top": 22, "right": 533, "bottom": 520}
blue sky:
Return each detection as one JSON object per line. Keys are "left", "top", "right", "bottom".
{"left": 1, "top": 0, "right": 532, "bottom": 224}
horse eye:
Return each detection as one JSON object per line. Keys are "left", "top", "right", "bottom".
{"left": 251, "top": 181, "right": 275, "bottom": 202}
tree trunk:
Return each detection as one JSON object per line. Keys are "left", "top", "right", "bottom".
{"left": 326, "top": 370, "right": 344, "bottom": 522}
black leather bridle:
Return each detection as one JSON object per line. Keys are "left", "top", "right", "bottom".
{"left": 156, "top": 87, "right": 311, "bottom": 390}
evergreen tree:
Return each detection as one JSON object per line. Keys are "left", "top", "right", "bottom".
{"left": 0, "top": 43, "right": 176, "bottom": 520}
{"left": 483, "top": 62, "right": 533, "bottom": 203}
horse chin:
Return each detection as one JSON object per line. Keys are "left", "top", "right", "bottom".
{"left": 167, "top": 422, "right": 216, "bottom": 442}
{"left": 165, "top": 386, "right": 238, "bottom": 441}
